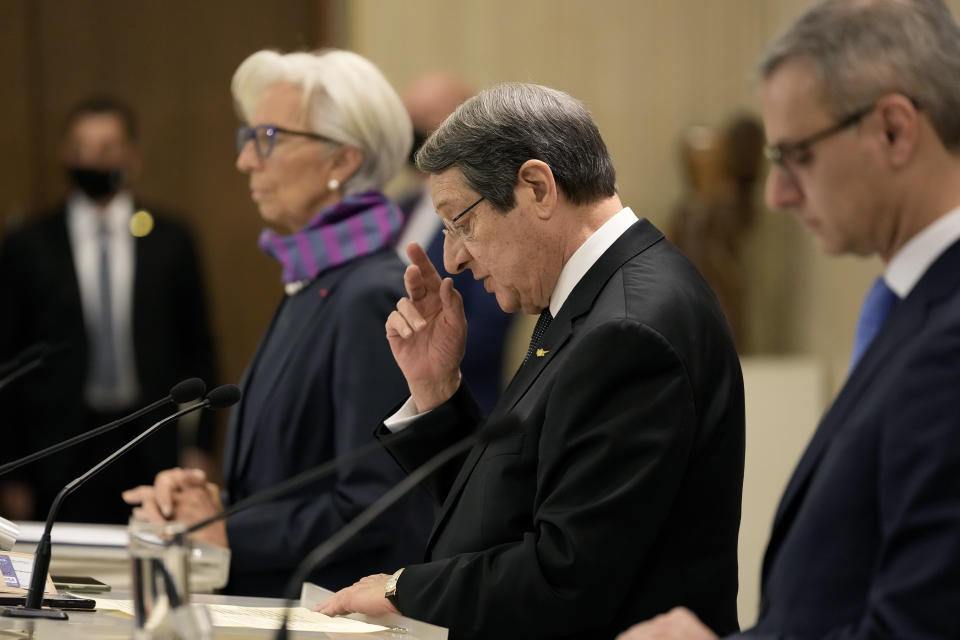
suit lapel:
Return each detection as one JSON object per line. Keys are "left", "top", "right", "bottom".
{"left": 222, "top": 300, "right": 282, "bottom": 485}
{"left": 425, "top": 219, "right": 665, "bottom": 554}
{"left": 497, "top": 218, "right": 664, "bottom": 414}
{"left": 53, "top": 209, "right": 84, "bottom": 322}
{"left": 424, "top": 328, "right": 570, "bottom": 554}
{"left": 762, "top": 238, "right": 960, "bottom": 582}
{"left": 130, "top": 206, "right": 149, "bottom": 377}
{"left": 230, "top": 269, "right": 346, "bottom": 481}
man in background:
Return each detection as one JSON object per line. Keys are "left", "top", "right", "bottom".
{"left": 395, "top": 72, "right": 513, "bottom": 414}
{"left": 0, "top": 97, "right": 217, "bottom": 523}
{"left": 619, "top": 0, "right": 960, "bottom": 637}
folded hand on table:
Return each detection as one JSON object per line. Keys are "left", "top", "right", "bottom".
{"left": 122, "top": 466, "right": 228, "bottom": 548}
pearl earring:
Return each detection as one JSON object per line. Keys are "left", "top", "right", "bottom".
{"left": 327, "top": 178, "right": 340, "bottom": 191}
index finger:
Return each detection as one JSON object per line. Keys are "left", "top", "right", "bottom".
{"left": 405, "top": 242, "right": 443, "bottom": 290}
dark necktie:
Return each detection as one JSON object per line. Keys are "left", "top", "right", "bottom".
{"left": 524, "top": 310, "right": 553, "bottom": 364}
{"left": 92, "top": 221, "right": 118, "bottom": 393}
{"left": 850, "top": 276, "right": 899, "bottom": 371}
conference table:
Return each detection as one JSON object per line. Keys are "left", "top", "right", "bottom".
{"left": 7, "top": 522, "right": 446, "bottom": 639}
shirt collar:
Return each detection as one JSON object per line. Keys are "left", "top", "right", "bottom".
{"left": 548, "top": 207, "right": 638, "bottom": 317}
{"left": 885, "top": 204, "right": 960, "bottom": 298}
{"left": 67, "top": 190, "right": 135, "bottom": 234}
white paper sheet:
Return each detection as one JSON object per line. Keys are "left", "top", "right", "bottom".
{"left": 95, "top": 598, "right": 388, "bottom": 633}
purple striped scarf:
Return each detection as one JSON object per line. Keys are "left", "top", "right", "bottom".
{"left": 258, "top": 190, "right": 404, "bottom": 284}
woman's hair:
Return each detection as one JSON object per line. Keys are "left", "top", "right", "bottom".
{"left": 232, "top": 49, "right": 412, "bottom": 193}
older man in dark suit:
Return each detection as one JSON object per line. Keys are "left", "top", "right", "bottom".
{"left": 619, "top": 1, "right": 960, "bottom": 639}
{"left": 319, "top": 82, "right": 745, "bottom": 640}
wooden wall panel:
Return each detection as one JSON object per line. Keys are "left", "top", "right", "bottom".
{"left": 1, "top": 0, "right": 332, "bottom": 454}
{"left": 0, "top": 0, "right": 39, "bottom": 231}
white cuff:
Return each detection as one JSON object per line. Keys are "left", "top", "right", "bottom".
{"left": 383, "top": 396, "right": 433, "bottom": 433}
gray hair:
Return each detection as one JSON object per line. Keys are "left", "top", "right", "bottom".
{"left": 416, "top": 82, "right": 616, "bottom": 211}
{"left": 231, "top": 49, "right": 412, "bottom": 194}
{"left": 759, "top": 0, "right": 960, "bottom": 149}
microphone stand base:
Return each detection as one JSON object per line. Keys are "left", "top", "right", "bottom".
{"left": 1, "top": 606, "right": 69, "bottom": 620}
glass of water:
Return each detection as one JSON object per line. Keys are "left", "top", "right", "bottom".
{"left": 128, "top": 517, "right": 210, "bottom": 639}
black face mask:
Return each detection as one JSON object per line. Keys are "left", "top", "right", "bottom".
{"left": 67, "top": 166, "right": 125, "bottom": 200}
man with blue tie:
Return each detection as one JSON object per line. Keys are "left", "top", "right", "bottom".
{"left": 619, "top": 0, "right": 960, "bottom": 639}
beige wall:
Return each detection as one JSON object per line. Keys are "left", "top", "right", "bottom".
{"left": 345, "top": 1, "right": 960, "bottom": 625}
{"left": 344, "top": 0, "right": 960, "bottom": 383}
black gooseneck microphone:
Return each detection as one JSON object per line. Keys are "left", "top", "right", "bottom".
{"left": 0, "top": 343, "right": 47, "bottom": 377}
{"left": 1, "top": 384, "right": 241, "bottom": 621}
{"left": 0, "top": 377, "right": 207, "bottom": 477}
{"left": 273, "top": 416, "right": 520, "bottom": 640}
{"left": 0, "top": 342, "right": 68, "bottom": 393}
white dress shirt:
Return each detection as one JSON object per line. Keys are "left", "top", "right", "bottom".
{"left": 396, "top": 189, "right": 443, "bottom": 264}
{"left": 884, "top": 204, "right": 960, "bottom": 298}
{"left": 385, "top": 207, "right": 639, "bottom": 431}
{"left": 67, "top": 190, "right": 140, "bottom": 409}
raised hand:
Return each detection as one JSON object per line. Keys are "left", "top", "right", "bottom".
{"left": 385, "top": 242, "right": 467, "bottom": 411}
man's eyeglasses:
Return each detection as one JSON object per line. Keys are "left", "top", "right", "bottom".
{"left": 236, "top": 124, "right": 339, "bottom": 159}
{"left": 441, "top": 196, "right": 485, "bottom": 240}
{"left": 763, "top": 104, "right": 877, "bottom": 171}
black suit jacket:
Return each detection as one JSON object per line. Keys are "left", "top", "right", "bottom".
{"left": 380, "top": 219, "right": 745, "bottom": 639}
{"left": 739, "top": 239, "right": 960, "bottom": 639}
{"left": 0, "top": 204, "right": 217, "bottom": 522}
{"left": 221, "top": 250, "right": 433, "bottom": 597}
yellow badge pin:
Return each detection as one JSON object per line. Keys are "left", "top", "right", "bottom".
{"left": 130, "top": 210, "right": 154, "bottom": 238}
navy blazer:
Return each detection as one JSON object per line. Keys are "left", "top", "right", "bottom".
{"left": 380, "top": 219, "right": 745, "bottom": 639}
{"left": 222, "top": 249, "right": 433, "bottom": 597}
{"left": 741, "top": 239, "right": 960, "bottom": 639}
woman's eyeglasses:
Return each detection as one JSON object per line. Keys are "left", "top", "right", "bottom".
{"left": 235, "top": 124, "right": 339, "bottom": 158}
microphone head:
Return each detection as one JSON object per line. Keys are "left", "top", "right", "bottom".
{"left": 205, "top": 384, "right": 242, "bottom": 410}
{"left": 170, "top": 377, "right": 206, "bottom": 403}
{"left": 478, "top": 415, "right": 522, "bottom": 443}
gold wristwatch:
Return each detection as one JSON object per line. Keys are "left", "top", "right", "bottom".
{"left": 384, "top": 568, "right": 404, "bottom": 607}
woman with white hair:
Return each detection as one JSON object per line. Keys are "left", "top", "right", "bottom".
{"left": 123, "top": 49, "right": 432, "bottom": 597}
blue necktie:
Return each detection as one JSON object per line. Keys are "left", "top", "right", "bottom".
{"left": 850, "top": 276, "right": 899, "bottom": 370}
